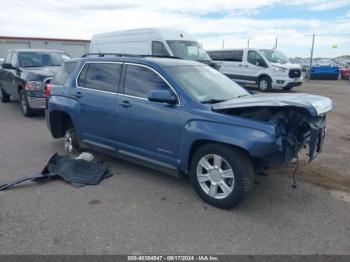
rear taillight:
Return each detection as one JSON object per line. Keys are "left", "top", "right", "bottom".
{"left": 44, "top": 83, "right": 52, "bottom": 97}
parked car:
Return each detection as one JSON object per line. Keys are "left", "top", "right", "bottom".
{"left": 0, "top": 49, "right": 71, "bottom": 116}
{"left": 207, "top": 48, "right": 303, "bottom": 91}
{"left": 310, "top": 59, "right": 339, "bottom": 80}
{"left": 340, "top": 64, "right": 350, "bottom": 80}
{"left": 46, "top": 55, "right": 332, "bottom": 208}
{"left": 90, "top": 28, "right": 218, "bottom": 68}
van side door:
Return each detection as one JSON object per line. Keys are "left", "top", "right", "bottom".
{"left": 210, "top": 50, "right": 246, "bottom": 82}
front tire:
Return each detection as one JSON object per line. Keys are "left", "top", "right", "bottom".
{"left": 19, "top": 89, "right": 33, "bottom": 117}
{"left": 190, "top": 144, "right": 254, "bottom": 209}
{"left": 283, "top": 86, "right": 293, "bottom": 91}
{"left": 257, "top": 76, "right": 272, "bottom": 92}
{"left": 0, "top": 85, "right": 10, "bottom": 103}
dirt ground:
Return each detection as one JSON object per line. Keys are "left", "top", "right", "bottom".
{"left": 265, "top": 79, "right": 350, "bottom": 193}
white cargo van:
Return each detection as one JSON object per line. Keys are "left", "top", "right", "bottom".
{"left": 207, "top": 48, "right": 303, "bottom": 91}
{"left": 90, "top": 28, "right": 217, "bottom": 67}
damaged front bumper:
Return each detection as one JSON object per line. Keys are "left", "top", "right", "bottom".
{"left": 281, "top": 116, "right": 327, "bottom": 163}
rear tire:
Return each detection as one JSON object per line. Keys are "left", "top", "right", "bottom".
{"left": 19, "top": 89, "right": 33, "bottom": 117}
{"left": 64, "top": 128, "right": 79, "bottom": 153}
{"left": 257, "top": 76, "right": 272, "bottom": 92}
{"left": 189, "top": 143, "right": 254, "bottom": 209}
{"left": 0, "top": 85, "right": 10, "bottom": 103}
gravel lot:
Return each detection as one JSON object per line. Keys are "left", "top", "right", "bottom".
{"left": 0, "top": 80, "right": 349, "bottom": 254}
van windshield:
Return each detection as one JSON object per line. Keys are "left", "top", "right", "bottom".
{"left": 166, "top": 65, "right": 249, "bottom": 103}
{"left": 259, "top": 50, "right": 289, "bottom": 64}
{"left": 166, "top": 41, "right": 211, "bottom": 62}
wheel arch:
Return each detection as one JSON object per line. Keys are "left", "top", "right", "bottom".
{"left": 187, "top": 140, "right": 252, "bottom": 173}
{"left": 187, "top": 139, "right": 255, "bottom": 193}
{"left": 49, "top": 110, "right": 74, "bottom": 138}
{"left": 257, "top": 74, "right": 272, "bottom": 83}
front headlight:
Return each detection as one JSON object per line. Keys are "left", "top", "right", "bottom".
{"left": 273, "top": 67, "right": 288, "bottom": 73}
{"left": 25, "top": 81, "right": 43, "bottom": 90}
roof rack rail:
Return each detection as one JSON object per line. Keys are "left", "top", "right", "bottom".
{"left": 81, "top": 53, "right": 143, "bottom": 58}
{"left": 81, "top": 53, "right": 183, "bottom": 59}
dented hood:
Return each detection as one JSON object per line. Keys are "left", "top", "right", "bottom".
{"left": 212, "top": 93, "right": 333, "bottom": 117}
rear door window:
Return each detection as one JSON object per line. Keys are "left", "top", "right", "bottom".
{"left": 78, "top": 63, "right": 122, "bottom": 93}
{"left": 124, "top": 65, "right": 170, "bottom": 99}
{"left": 208, "top": 51, "right": 243, "bottom": 62}
{"left": 225, "top": 50, "right": 243, "bottom": 62}
{"left": 152, "top": 41, "right": 169, "bottom": 56}
{"left": 51, "top": 62, "right": 78, "bottom": 85}
{"left": 208, "top": 51, "right": 221, "bottom": 60}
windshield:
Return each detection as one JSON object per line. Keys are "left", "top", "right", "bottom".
{"left": 166, "top": 65, "right": 249, "bottom": 103}
{"left": 166, "top": 40, "right": 211, "bottom": 62}
{"left": 259, "top": 50, "right": 289, "bottom": 64}
{"left": 18, "top": 52, "right": 71, "bottom": 68}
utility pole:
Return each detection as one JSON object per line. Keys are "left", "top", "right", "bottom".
{"left": 222, "top": 40, "right": 225, "bottom": 49}
{"left": 309, "top": 33, "right": 315, "bottom": 80}
{"left": 275, "top": 37, "right": 278, "bottom": 49}
{"left": 247, "top": 39, "right": 250, "bottom": 48}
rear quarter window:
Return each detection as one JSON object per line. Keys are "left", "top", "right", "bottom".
{"left": 208, "top": 50, "right": 243, "bottom": 62}
{"left": 51, "top": 62, "right": 78, "bottom": 85}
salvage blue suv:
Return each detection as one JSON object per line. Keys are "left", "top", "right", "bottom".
{"left": 46, "top": 55, "right": 332, "bottom": 208}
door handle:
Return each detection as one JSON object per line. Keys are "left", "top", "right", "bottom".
{"left": 244, "top": 65, "right": 249, "bottom": 67}
{"left": 238, "top": 64, "right": 243, "bottom": 67}
{"left": 118, "top": 100, "right": 131, "bottom": 108}
{"left": 73, "top": 91, "right": 83, "bottom": 98}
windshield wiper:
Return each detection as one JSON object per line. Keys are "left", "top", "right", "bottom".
{"left": 23, "top": 65, "right": 43, "bottom": 68}
{"left": 237, "top": 94, "right": 250, "bottom": 98}
{"left": 201, "top": 99, "right": 227, "bottom": 104}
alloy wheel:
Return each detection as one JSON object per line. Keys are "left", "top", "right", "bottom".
{"left": 196, "top": 154, "right": 235, "bottom": 199}
{"left": 64, "top": 130, "right": 74, "bottom": 152}
{"left": 259, "top": 80, "right": 268, "bottom": 91}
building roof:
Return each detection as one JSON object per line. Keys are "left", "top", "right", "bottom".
{"left": 0, "top": 36, "right": 90, "bottom": 43}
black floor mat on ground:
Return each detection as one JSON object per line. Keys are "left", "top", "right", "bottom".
{"left": 0, "top": 153, "right": 113, "bottom": 191}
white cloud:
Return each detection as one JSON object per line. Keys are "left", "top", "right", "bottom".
{"left": 0, "top": 0, "right": 349, "bottom": 57}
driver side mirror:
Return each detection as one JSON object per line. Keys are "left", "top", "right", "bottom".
{"left": 256, "top": 60, "right": 267, "bottom": 68}
{"left": 148, "top": 90, "right": 177, "bottom": 105}
{"left": 2, "top": 63, "right": 16, "bottom": 70}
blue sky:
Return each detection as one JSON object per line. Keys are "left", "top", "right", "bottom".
{"left": 0, "top": 0, "right": 349, "bottom": 57}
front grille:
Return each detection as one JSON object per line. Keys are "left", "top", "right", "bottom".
{"left": 289, "top": 69, "right": 301, "bottom": 78}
